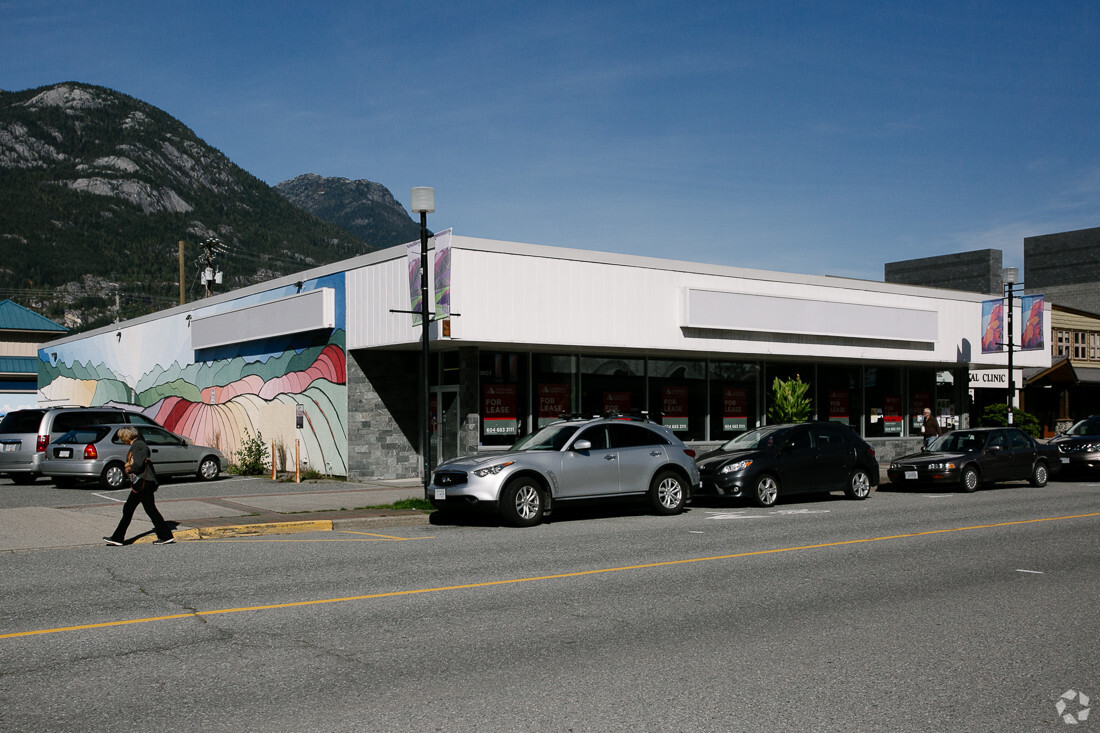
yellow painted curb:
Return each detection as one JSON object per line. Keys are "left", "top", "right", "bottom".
{"left": 132, "top": 520, "right": 334, "bottom": 543}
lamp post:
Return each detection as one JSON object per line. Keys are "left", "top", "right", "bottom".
{"left": 1003, "top": 267, "right": 1018, "bottom": 426}
{"left": 411, "top": 187, "right": 435, "bottom": 494}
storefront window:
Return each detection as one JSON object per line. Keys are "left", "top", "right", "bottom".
{"left": 909, "top": 368, "right": 936, "bottom": 436}
{"left": 580, "top": 356, "right": 645, "bottom": 418}
{"left": 648, "top": 358, "right": 707, "bottom": 440}
{"left": 709, "top": 361, "right": 760, "bottom": 438}
{"left": 763, "top": 362, "right": 815, "bottom": 423}
{"left": 864, "top": 366, "right": 903, "bottom": 438}
{"left": 532, "top": 354, "right": 578, "bottom": 427}
{"left": 819, "top": 365, "right": 863, "bottom": 434}
{"left": 478, "top": 352, "right": 528, "bottom": 446}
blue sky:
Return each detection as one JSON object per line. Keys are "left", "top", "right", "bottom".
{"left": 2, "top": 0, "right": 1097, "bottom": 280}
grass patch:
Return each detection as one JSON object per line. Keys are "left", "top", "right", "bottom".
{"left": 356, "top": 497, "right": 433, "bottom": 512}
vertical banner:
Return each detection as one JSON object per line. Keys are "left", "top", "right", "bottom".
{"left": 980, "top": 299, "right": 1003, "bottom": 354}
{"left": 722, "top": 387, "right": 748, "bottom": 432}
{"left": 407, "top": 239, "right": 423, "bottom": 326}
{"left": 661, "top": 386, "right": 689, "bottom": 431}
{"left": 433, "top": 228, "right": 453, "bottom": 320}
{"left": 1020, "top": 294, "right": 1045, "bottom": 351}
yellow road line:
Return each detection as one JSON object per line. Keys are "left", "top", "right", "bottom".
{"left": 4, "top": 511, "right": 1098, "bottom": 640}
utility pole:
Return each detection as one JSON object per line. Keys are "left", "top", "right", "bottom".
{"left": 178, "top": 240, "right": 186, "bottom": 305}
{"left": 198, "top": 237, "right": 225, "bottom": 298}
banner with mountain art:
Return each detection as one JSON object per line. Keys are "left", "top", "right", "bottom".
{"left": 1019, "top": 294, "right": 1045, "bottom": 351}
{"left": 980, "top": 299, "right": 1004, "bottom": 354}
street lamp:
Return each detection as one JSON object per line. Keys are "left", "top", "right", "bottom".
{"left": 411, "top": 187, "right": 435, "bottom": 494}
{"left": 1003, "top": 267, "right": 1019, "bottom": 426}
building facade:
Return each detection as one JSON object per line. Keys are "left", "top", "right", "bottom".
{"left": 38, "top": 237, "right": 1052, "bottom": 478}
{"left": 1, "top": 300, "right": 67, "bottom": 416}
{"left": 1024, "top": 226, "right": 1100, "bottom": 315}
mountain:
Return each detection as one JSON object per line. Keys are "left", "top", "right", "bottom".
{"left": 275, "top": 174, "right": 424, "bottom": 246}
{"left": 0, "top": 82, "right": 417, "bottom": 333}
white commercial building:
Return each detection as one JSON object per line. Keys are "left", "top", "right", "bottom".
{"left": 39, "top": 236, "right": 1051, "bottom": 479}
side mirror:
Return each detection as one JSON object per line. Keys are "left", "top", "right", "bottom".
{"left": 573, "top": 439, "right": 592, "bottom": 451}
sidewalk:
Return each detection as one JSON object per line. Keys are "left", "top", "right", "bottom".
{"left": 0, "top": 478, "right": 429, "bottom": 552}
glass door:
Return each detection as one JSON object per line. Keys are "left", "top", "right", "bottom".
{"left": 433, "top": 386, "right": 461, "bottom": 465}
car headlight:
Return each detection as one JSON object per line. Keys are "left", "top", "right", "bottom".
{"left": 473, "top": 461, "right": 514, "bottom": 478}
{"left": 720, "top": 459, "right": 753, "bottom": 474}
{"left": 926, "top": 462, "right": 956, "bottom": 470}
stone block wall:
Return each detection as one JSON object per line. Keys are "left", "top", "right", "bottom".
{"left": 346, "top": 349, "right": 422, "bottom": 480}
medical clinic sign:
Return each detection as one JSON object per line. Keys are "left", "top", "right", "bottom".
{"left": 969, "top": 370, "right": 1023, "bottom": 389}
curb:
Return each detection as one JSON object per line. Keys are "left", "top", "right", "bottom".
{"left": 141, "top": 512, "right": 432, "bottom": 542}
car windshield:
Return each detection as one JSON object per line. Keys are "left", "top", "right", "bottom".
{"left": 1065, "top": 418, "right": 1100, "bottom": 436}
{"left": 510, "top": 424, "right": 581, "bottom": 451}
{"left": 55, "top": 426, "right": 111, "bottom": 444}
{"left": 930, "top": 431, "right": 987, "bottom": 452}
{"left": 719, "top": 425, "right": 791, "bottom": 451}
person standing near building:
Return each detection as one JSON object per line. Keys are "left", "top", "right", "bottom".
{"left": 103, "top": 426, "right": 175, "bottom": 545}
{"left": 921, "top": 407, "right": 942, "bottom": 448}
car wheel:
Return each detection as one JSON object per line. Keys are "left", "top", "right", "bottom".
{"left": 500, "top": 477, "right": 544, "bottom": 527}
{"left": 961, "top": 465, "right": 980, "bottom": 493}
{"left": 752, "top": 474, "right": 779, "bottom": 507}
{"left": 1029, "top": 461, "right": 1048, "bottom": 488}
{"left": 101, "top": 461, "right": 127, "bottom": 490}
{"left": 845, "top": 469, "right": 872, "bottom": 500}
{"left": 649, "top": 471, "right": 686, "bottom": 515}
{"left": 9, "top": 473, "right": 37, "bottom": 485}
{"left": 197, "top": 456, "right": 220, "bottom": 481}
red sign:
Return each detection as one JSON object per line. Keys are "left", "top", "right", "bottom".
{"left": 537, "top": 383, "right": 569, "bottom": 426}
{"left": 828, "top": 390, "right": 849, "bottom": 423}
{"left": 483, "top": 384, "right": 517, "bottom": 436}
{"left": 603, "top": 391, "right": 632, "bottom": 414}
{"left": 884, "top": 394, "right": 902, "bottom": 434}
{"left": 662, "top": 386, "right": 689, "bottom": 431}
{"left": 722, "top": 387, "right": 747, "bottom": 431}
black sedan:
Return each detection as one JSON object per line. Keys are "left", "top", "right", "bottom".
{"left": 887, "top": 427, "right": 1059, "bottom": 492}
{"left": 695, "top": 422, "right": 879, "bottom": 507}
{"left": 1048, "top": 415, "right": 1100, "bottom": 476}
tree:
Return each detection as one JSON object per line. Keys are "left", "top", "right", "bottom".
{"left": 977, "top": 403, "right": 1041, "bottom": 438}
{"left": 769, "top": 375, "right": 812, "bottom": 424}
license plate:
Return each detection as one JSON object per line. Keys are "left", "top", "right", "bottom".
{"left": 2, "top": 443, "right": 16, "bottom": 453}
{"left": 905, "top": 471, "right": 918, "bottom": 480}
{"left": 57, "top": 448, "right": 72, "bottom": 458}
{"left": 1061, "top": 457, "right": 1070, "bottom": 464}
{"left": 434, "top": 488, "right": 447, "bottom": 501}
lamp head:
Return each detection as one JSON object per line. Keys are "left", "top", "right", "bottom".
{"left": 411, "top": 187, "right": 435, "bottom": 214}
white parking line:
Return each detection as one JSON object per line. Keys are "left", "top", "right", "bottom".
{"left": 92, "top": 490, "right": 129, "bottom": 503}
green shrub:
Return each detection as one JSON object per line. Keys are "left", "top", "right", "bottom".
{"left": 977, "top": 403, "right": 1040, "bottom": 438}
{"left": 768, "top": 375, "right": 812, "bottom": 424}
{"left": 233, "top": 429, "right": 269, "bottom": 475}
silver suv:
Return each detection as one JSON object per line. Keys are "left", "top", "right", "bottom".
{"left": 0, "top": 407, "right": 162, "bottom": 484}
{"left": 428, "top": 414, "right": 701, "bottom": 526}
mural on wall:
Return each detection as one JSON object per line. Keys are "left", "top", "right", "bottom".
{"left": 37, "top": 274, "right": 348, "bottom": 475}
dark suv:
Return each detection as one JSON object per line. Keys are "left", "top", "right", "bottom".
{"left": 0, "top": 407, "right": 162, "bottom": 484}
{"left": 1049, "top": 416, "right": 1100, "bottom": 476}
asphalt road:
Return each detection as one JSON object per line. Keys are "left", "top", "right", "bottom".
{"left": 2, "top": 479, "right": 1098, "bottom": 732}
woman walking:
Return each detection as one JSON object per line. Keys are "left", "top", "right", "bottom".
{"left": 103, "top": 426, "right": 175, "bottom": 545}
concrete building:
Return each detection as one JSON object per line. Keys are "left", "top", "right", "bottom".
{"left": 1024, "top": 226, "right": 1100, "bottom": 314}
{"left": 883, "top": 249, "right": 1003, "bottom": 295}
{"left": 37, "top": 236, "right": 1051, "bottom": 478}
